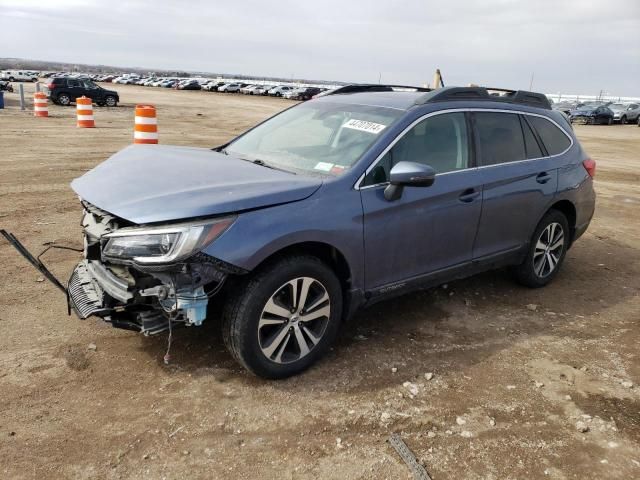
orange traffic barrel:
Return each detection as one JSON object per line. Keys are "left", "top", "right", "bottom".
{"left": 33, "top": 92, "right": 48, "bottom": 117}
{"left": 134, "top": 105, "right": 158, "bottom": 144}
{"left": 76, "top": 96, "right": 95, "bottom": 128}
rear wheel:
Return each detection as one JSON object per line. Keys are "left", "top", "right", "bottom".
{"left": 514, "top": 210, "right": 569, "bottom": 288}
{"left": 222, "top": 255, "right": 342, "bottom": 378}
{"left": 57, "top": 93, "right": 71, "bottom": 106}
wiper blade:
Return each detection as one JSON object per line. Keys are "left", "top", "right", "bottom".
{"left": 239, "top": 157, "right": 296, "bottom": 175}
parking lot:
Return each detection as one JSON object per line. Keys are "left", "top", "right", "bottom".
{"left": 1, "top": 83, "right": 639, "bottom": 479}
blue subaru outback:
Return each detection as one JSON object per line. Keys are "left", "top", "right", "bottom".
{"left": 3, "top": 85, "right": 596, "bottom": 378}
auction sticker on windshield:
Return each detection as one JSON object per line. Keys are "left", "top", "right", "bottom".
{"left": 314, "top": 162, "right": 334, "bottom": 172}
{"left": 343, "top": 119, "right": 387, "bottom": 134}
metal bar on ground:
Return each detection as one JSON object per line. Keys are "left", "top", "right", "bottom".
{"left": 388, "top": 433, "right": 432, "bottom": 480}
{"left": 0, "top": 230, "right": 67, "bottom": 293}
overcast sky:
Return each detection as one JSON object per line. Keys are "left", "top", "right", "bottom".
{"left": 1, "top": 0, "right": 639, "bottom": 96}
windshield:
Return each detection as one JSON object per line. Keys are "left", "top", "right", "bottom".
{"left": 224, "top": 101, "right": 403, "bottom": 176}
{"left": 610, "top": 103, "right": 624, "bottom": 109}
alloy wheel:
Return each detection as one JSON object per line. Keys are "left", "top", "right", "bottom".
{"left": 258, "top": 277, "right": 331, "bottom": 364}
{"left": 533, "top": 222, "right": 565, "bottom": 278}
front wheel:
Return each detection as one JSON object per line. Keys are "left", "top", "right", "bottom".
{"left": 620, "top": 116, "right": 627, "bottom": 125}
{"left": 513, "top": 210, "right": 569, "bottom": 288}
{"left": 104, "top": 95, "right": 117, "bottom": 107}
{"left": 222, "top": 255, "right": 343, "bottom": 379}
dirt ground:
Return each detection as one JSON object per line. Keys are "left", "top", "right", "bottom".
{"left": 1, "top": 83, "right": 639, "bottom": 480}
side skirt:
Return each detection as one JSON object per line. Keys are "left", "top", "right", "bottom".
{"left": 364, "top": 247, "right": 526, "bottom": 306}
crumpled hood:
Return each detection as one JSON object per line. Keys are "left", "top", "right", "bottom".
{"left": 71, "top": 145, "right": 322, "bottom": 224}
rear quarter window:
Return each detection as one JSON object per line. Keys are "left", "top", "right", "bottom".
{"left": 527, "top": 116, "right": 571, "bottom": 155}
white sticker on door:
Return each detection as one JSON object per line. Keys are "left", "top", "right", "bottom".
{"left": 343, "top": 119, "right": 387, "bottom": 134}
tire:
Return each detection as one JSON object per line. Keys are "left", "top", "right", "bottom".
{"left": 8, "top": 77, "right": 14, "bottom": 82}
{"left": 32, "top": 78, "right": 38, "bottom": 82}
{"left": 620, "top": 116, "right": 627, "bottom": 125}
{"left": 513, "top": 210, "right": 570, "bottom": 288}
{"left": 607, "top": 117, "right": 613, "bottom": 125}
{"left": 57, "top": 93, "right": 71, "bottom": 106}
{"left": 222, "top": 255, "right": 343, "bottom": 379}
{"left": 104, "top": 95, "right": 117, "bottom": 107}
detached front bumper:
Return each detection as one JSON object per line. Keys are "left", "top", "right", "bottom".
{"left": 67, "top": 260, "right": 132, "bottom": 319}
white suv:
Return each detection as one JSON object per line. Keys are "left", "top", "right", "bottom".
{"left": 1, "top": 70, "right": 39, "bottom": 82}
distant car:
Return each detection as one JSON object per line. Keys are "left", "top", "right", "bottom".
{"left": 569, "top": 104, "right": 614, "bottom": 125}
{"left": 240, "top": 85, "right": 258, "bottom": 94}
{"left": 268, "top": 85, "right": 294, "bottom": 97}
{"left": 46, "top": 77, "right": 119, "bottom": 107}
{"left": 284, "top": 87, "right": 323, "bottom": 101}
{"left": 203, "top": 82, "right": 223, "bottom": 91}
{"left": 218, "top": 83, "right": 243, "bottom": 93}
{"left": 552, "top": 101, "right": 579, "bottom": 116}
{"left": 608, "top": 103, "right": 640, "bottom": 124}
{"left": 1, "top": 70, "right": 38, "bottom": 82}
{"left": 178, "top": 80, "right": 201, "bottom": 90}
{"left": 253, "top": 85, "right": 273, "bottom": 95}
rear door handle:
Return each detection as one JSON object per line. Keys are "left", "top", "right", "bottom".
{"left": 536, "top": 172, "right": 552, "bottom": 184}
{"left": 459, "top": 188, "right": 480, "bottom": 203}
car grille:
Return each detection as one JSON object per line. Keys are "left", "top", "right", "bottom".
{"left": 68, "top": 261, "right": 106, "bottom": 319}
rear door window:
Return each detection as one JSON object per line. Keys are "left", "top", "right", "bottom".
{"left": 474, "top": 112, "right": 526, "bottom": 166}
{"left": 527, "top": 116, "right": 571, "bottom": 155}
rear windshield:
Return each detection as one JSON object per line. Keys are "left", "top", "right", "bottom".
{"left": 224, "top": 101, "right": 403, "bottom": 176}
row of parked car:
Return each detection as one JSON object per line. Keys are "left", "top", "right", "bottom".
{"left": 173, "top": 80, "right": 328, "bottom": 100}
{"left": 84, "top": 73, "right": 330, "bottom": 101}
{"left": 553, "top": 100, "right": 640, "bottom": 125}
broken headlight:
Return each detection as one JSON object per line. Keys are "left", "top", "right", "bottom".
{"left": 102, "top": 217, "right": 235, "bottom": 264}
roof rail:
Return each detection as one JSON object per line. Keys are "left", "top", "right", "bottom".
{"left": 324, "top": 84, "right": 431, "bottom": 95}
{"left": 415, "top": 86, "right": 552, "bottom": 110}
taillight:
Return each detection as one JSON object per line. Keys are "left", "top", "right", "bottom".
{"left": 582, "top": 158, "right": 596, "bottom": 178}
{"left": 47, "top": 83, "right": 56, "bottom": 89}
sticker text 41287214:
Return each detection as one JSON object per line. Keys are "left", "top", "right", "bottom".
{"left": 342, "top": 119, "right": 387, "bottom": 134}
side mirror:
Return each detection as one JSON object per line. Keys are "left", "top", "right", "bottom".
{"left": 384, "top": 161, "right": 436, "bottom": 201}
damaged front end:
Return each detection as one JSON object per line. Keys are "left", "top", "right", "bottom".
{"left": 8, "top": 201, "right": 244, "bottom": 336}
